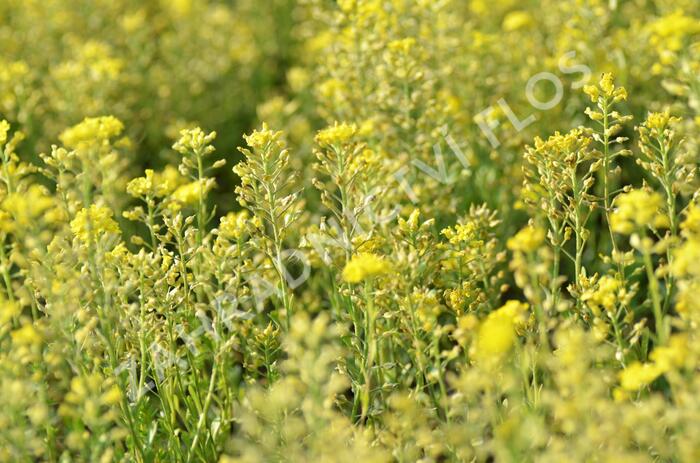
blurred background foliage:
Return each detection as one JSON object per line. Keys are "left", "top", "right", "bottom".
{"left": 2, "top": 0, "right": 698, "bottom": 223}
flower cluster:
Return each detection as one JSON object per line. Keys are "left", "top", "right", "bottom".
{"left": 341, "top": 252, "right": 391, "bottom": 283}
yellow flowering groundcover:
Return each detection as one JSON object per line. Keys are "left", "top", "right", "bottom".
{"left": 1, "top": 1, "right": 700, "bottom": 461}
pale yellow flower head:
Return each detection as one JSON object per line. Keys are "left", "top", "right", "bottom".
{"left": 342, "top": 252, "right": 391, "bottom": 283}
{"left": 581, "top": 275, "right": 623, "bottom": 315}
{"left": 643, "top": 110, "right": 680, "bottom": 131}
{"left": 172, "top": 127, "right": 216, "bottom": 155}
{"left": 619, "top": 362, "right": 663, "bottom": 391}
{"left": 584, "top": 73, "right": 627, "bottom": 103}
{"left": 11, "top": 323, "right": 42, "bottom": 347}
{"left": 507, "top": 224, "right": 545, "bottom": 253}
{"left": 474, "top": 300, "right": 529, "bottom": 360}
{"left": 243, "top": 122, "right": 284, "bottom": 151}
{"left": 59, "top": 116, "right": 124, "bottom": 150}
{"left": 502, "top": 11, "right": 532, "bottom": 32}
{"left": 599, "top": 73, "right": 615, "bottom": 96}
{"left": 672, "top": 240, "right": 700, "bottom": 279}
{"left": 650, "top": 334, "right": 687, "bottom": 372}
{"left": 171, "top": 180, "right": 212, "bottom": 205}
{"left": 387, "top": 37, "right": 416, "bottom": 54}
{"left": 0, "top": 120, "right": 10, "bottom": 145}
{"left": 70, "top": 204, "right": 120, "bottom": 242}
{"left": 680, "top": 202, "right": 700, "bottom": 238}
{"left": 315, "top": 122, "right": 357, "bottom": 147}
{"left": 610, "top": 189, "right": 669, "bottom": 234}
{"left": 218, "top": 210, "right": 250, "bottom": 240}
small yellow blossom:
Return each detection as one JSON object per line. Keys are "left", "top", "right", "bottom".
{"left": 387, "top": 37, "right": 416, "bottom": 54}
{"left": 650, "top": 334, "right": 687, "bottom": 372}
{"left": 342, "top": 253, "right": 391, "bottom": 283}
{"left": 475, "top": 314, "right": 515, "bottom": 359}
{"left": 70, "top": 205, "right": 120, "bottom": 241}
{"left": 619, "top": 361, "right": 663, "bottom": 391}
{"left": 619, "top": 333, "right": 687, "bottom": 392}
{"left": 442, "top": 222, "right": 481, "bottom": 246}
{"left": 502, "top": 11, "right": 533, "bottom": 32}
{"left": 243, "top": 123, "right": 284, "bottom": 150}
{"left": 583, "top": 84, "right": 599, "bottom": 103}
{"left": 2, "top": 185, "right": 56, "bottom": 228}
{"left": 599, "top": 73, "right": 615, "bottom": 96}
{"left": 126, "top": 169, "right": 172, "bottom": 198}
{"left": 648, "top": 11, "right": 700, "bottom": 56}
{"left": 218, "top": 210, "right": 250, "bottom": 240}
{"left": 156, "top": 165, "right": 188, "bottom": 195}
{"left": 0, "top": 299, "right": 21, "bottom": 326}
{"left": 11, "top": 323, "right": 42, "bottom": 347}
{"left": 643, "top": 110, "right": 680, "bottom": 131}
{"left": 680, "top": 203, "right": 700, "bottom": 238}
{"left": 59, "top": 116, "right": 124, "bottom": 149}
{"left": 507, "top": 224, "right": 545, "bottom": 253}
{"left": 172, "top": 127, "right": 216, "bottom": 155}
{"left": 101, "top": 385, "right": 122, "bottom": 406}
{"left": 581, "top": 275, "right": 622, "bottom": 315}
{"left": 610, "top": 189, "right": 669, "bottom": 234}
{"left": 315, "top": 122, "right": 357, "bottom": 146}
{"left": 584, "top": 73, "right": 627, "bottom": 103}
{"left": 474, "top": 300, "right": 529, "bottom": 359}
{"left": 671, "top": 239, "right": 700, "bottom": 278}
{"left": 171, "top": 180, "right": 212, "bottom": 205}
{"left": 0, "top": 120, "right": 10, "bottom": 145}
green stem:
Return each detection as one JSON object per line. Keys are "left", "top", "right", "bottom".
{"left": 361, "top": 280, "right": 376, "bottom": 422}
{"left": 188, "top": 362, "right": 218, "bottom": 461}
{"left": 642, "top": 249, "right": 666, "bottom": 344}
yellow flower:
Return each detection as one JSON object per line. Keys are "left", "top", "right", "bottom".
{"left": 127, "top": 168, "right": 180, "bottom": 198}
{"left": 474, "top": 300, "right": 529, "bottom": 359}
{"left": 172, "top": 127, "right": 217, "bottom": 155}
{"left": 243, "top": 122, "right": 284, "bottom": 151}
{"left": 650, "top": 334, "right": 687, "bottom": 372}
{"left": 442, "top": 222, "right": 481, "bottom": 245}
{"left": 59, "top": 116, "right": 124, "bottom": 149}
{"left": 156, "top": 165, "right": 188, "bottom": 195}
{"left": 475, "top": 314, "right": 515, "bottom": 358}
{"left": 610, "top": 189, "right": 669, "bottom": 234}
{"left": 0, "top": 299, "right": 21, "bottom": 326}
{"left": 619, "top": 361, "right": 663, "bottom": 391}
{"left": 584, "top": 73, "right": 627, "bottom": 102}
{"left": 11, "top": 323, "right": 42, "bottom": 347}
{"left": 506, "top": 224, "right": 545, "bottom": 253}
{"left": 643, "top": 110, "right": 680, "bottom": 131}
{"left": 171, "top": 180, "right": 212, "bottom": 205}
{"left": 342, "top": 253, "right": 391, "bottom": 283}
{"left": 672, "top": 239, "right": 700, "bottom": 278}
{"left": 599, "top": 73, "right": 615, "bottom": 96}
{"left": 2, "top": 185, "right": 56, "bottom": 229}
{"left": 70, "top": 205, "right": 120, "bottom": 241}
{"left": 581, "top": 275, "right": 622, "bottom": 315}
{"left": 648, "top": 11, "right": 700, "bottom": 55}
{"left": 101, "top": 385, "right": 122, "bottom": 406}
{"left": 0, "top": 119, "right": 10, "bottom": 145}
{"left": 583, "top": 84, "right": 599, "bottom": 103}
{"left": 497, "top": 300, "right": 530, "bottom": 329}
{"left": 502, "top": 11, "right": 532, "bottom": 32}
{"left": 387, "top": 37, "right": 416, "bottom": 54}
{"left": 315, "top": 122, "right": 357, "bottom": 146}
{"left": 680, "top": 203, "right": 700, "bottom": 238}
{"left": 218, "top": 210, "right": 250, "bottom": 240}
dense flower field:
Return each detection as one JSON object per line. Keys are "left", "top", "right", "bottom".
{"left": 2, "top": 0, "right": 700, "bottom": 461}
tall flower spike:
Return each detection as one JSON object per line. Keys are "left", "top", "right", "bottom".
{"left": 234, "top": 123, "right": 301, "bottom": 330}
